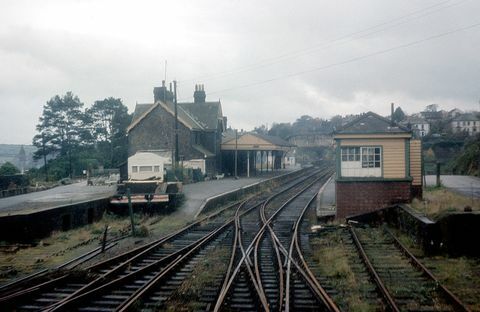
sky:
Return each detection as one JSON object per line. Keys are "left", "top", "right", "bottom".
{"left": 0, "top": 0, "right": 479, "bottom": 144}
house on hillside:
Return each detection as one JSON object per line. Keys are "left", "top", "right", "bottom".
{"left": 126, "top": 83, "right": 226, "bottom": 177}
{"left": 400, "top": 116, "right": 430, "bottom": 138}
{"left": 451, "top": 113, "right": 480, "bottom": 136}
{"left": 333, "top": 112, "right": 422, "bottom": 219}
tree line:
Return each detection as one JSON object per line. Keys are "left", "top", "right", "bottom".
{"left": 32, "top": 92, "right": 131, "bottom": 180}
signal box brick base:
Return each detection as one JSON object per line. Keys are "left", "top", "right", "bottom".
{"left": 336, "top": 180, "right": 411, "bottom": 219}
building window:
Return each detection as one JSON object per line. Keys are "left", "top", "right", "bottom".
{"left": 154, "top": 166, "right": 160, "bottom": 172}
{"left": 341, "top": 147, "right": 360, "bottom": 161}
{"left": 340, "top": 146, "right": 382, "bottom": 177}
{"left": 361, "top": 147, "right": 381, "bottom": 168}
{"left": 132, "top": 166, "right": 138, "bottom": 173}
{"left": 139, "top": 166, "right": 152, "bottom": 172}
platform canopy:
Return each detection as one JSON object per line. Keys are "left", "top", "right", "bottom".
{"left": 221, "top": 132, "right": 294, "bottom": 152}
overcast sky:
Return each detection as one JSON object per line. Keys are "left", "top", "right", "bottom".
{"left": 1, "top": 0, "right": 479, "bottom": 144}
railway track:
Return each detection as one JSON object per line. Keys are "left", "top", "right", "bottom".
{"left": 1, "top": 167, "right": 328, "bottom": 312}
{"left": 305, "top": 222, "right": 471, "bottom": 312}
{"left": 3, "top": 165, "right": 471, "bottom": 312}
{"left": 0, "top": 191, "right": 268, "bottom": 311}
{"left": 350, "top": 225, "right": 471, "bottom": 312}
{"left": 214, "top": 166, "right": 339, "bottom": 311}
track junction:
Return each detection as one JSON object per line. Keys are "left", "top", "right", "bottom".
{"left": 0, "top": 166, "right": 471, "bottom": 311}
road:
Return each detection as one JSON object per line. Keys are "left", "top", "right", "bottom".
{"left": 425, "top": 175, "right": 480, "bottom": 198}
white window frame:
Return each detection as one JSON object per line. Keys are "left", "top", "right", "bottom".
{"left": 340, "top": 146, "right": 382, "bottom": 177}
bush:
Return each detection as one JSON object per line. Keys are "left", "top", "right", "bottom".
{"left": 135, "top": 225, "right": 150, "bottom": 237}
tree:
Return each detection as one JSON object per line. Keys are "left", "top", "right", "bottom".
{"left": 268, "top": 122, "right": 292, "bottom": 139}
{"left": 0, "top": 162, "right": 20, "bottom": 176}
{"left": 87, "top": 98, "right": 131, "bottom": 167}
{"left": 253, "top": 124, "right": 268, "bottom": 135}
{"left": 33, "top": 92, "right": 85, "bottom": 178}
{"left": 392, "top": 107, "right": 406, "bottom": 122}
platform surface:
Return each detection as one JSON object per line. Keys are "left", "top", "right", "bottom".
{"left": 0, "top": 182, "right": 116, "bottom": 216}
{"left": 316, "top": 175, "right": 335, "bottom": 217}
{"left": 0, "top": 167, "right": 301, "bottom": 218}
{"left": 182, "top": 167, "right": 300, "bottom": 216}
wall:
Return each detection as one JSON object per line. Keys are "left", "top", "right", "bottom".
{"left": 128, "top": 152, "right": 167, "bottom": 181}
{"left": 336, "top": 180, "right": 411, "bottom": 218}
{"left": 339, "top": 138, "right": 406, "bottom": 178}
{"left": 128, "top": 105, "right": 203, "bottom": 161}
{"left": 0, "top": 198, "right": 108, "bottom": 242}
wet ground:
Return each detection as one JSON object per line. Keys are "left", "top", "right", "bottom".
{"left": 0, "top": 181, "right": 116, "bottom": 216}
{"left": 425, "top": 175, "right": 480, "bottom": 198}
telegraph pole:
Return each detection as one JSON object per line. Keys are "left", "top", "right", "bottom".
{"left": 41, "top": 133, "right": 48, "bottom": 182}
{"left": 174, "top": 80, "right": 179, "bottom": 166}
{"left": 234, "top": 129, "right": 238, "bottom": 179}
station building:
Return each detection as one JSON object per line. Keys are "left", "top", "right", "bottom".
{"left": 334, "top": 112, "right": 422, "bottom": 218}
{"left": 221, "top": 131, "right": 294, "bottom": 177}
{"left": 126, "top": 83, "right": 226, "bottom": 177}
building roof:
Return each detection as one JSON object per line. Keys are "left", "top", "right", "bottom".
{"left": 192, "top": 144, "right": 215, "bottom": 158}
{"left": 251, "top": 133, "right": 294, "bottom": 147}
{"left": 180, "top": 102, "right": 222, "bottom": 130}
{"left": 132, "top": 103, "right": 155, "bottom": 124}
{"left": 127, "top": 100, "right": 223, "bottom": 133}
{"left": 222, "top": 129, "right": 295, "bottom": 147}
{"left": 401, "top": 116, "right": 428, "bottom": 125}
{"left": 335, "top": 111, "right": 411, "bottom": 135}
{"left": 452, "top": 113, "right": 480, "bottom": 121}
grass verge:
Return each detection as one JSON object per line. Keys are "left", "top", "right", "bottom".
{"left": 410, "top": 186, "right": 479, "bottom": 219}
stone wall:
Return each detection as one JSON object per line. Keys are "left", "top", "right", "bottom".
{"left": 128, "top": 105, "right": 203, "bottom": 160}
{"left": 336, "top": 180, "right": 411, "bottom": 218}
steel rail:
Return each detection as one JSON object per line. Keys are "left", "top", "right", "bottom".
{"left": 116, "top": 199, "right": 270, "bottom": 312}
{"left": 214, "top": 168, "right": 328, "bottom": 312}
{"left": 217, "top": 199, "right": 266, "bottom": 308}
{"left": 0, "top": 199, "right": 244, "bottom": 309}
{"left": 48, "top": 216, "right": 235, "bottom": 311}
{"left": 286, "top": 174, "right": 340, "bottom": 312}
{"left": 349, "top": 225, "right": 401, "bottom": 312}
{"left": 259, "top": 169, "right": 332, "bottom": 311}
{"left": 257, "top": 197, "right": 285, "bottom": 310}
{"left": 40, "top": 171, "right": 305, "bottom": 311}
{"left": 384, "top": 227, "right": 471, "bottom": 312}
{"left": 40, "top": 200, "right": 245, "bottom": 311}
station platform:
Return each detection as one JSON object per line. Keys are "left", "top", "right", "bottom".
{"left": 0, "top": 182, "right": 116, "bottom": 217}
{"left": 316, "top": 175, "right": 336, "bottom": 218}
{"left": 182, "top": 167, "right": 301, "bottom": 217}
{"left": 0, "top": 167, "right": 301, "bottom": 218}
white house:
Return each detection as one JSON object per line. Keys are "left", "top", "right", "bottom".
{"left": 451, "top": 113, "right": 480, "bottom": 136}
{"left": 401, "top": 116, "right": 430, "bottom": 137}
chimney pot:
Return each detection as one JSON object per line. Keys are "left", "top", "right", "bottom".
{"left": 194, "top": 84, "right": 206, "bottom": 103}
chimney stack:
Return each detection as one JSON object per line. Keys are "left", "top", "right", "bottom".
{"left": 391, "top": 103, "right": 395, "bottom": 126}
{"left": 153, "top": 81, "right": 174, "bottom": 103}
{"left": 194, "top": 84, "right": 206, "bottom": 103}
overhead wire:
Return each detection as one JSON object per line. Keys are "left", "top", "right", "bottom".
{"left": 179, "top": 0, "right": 469, "bottom": 84}
{"left": 203, "top": 21, "right": 480, "bottom": 96}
